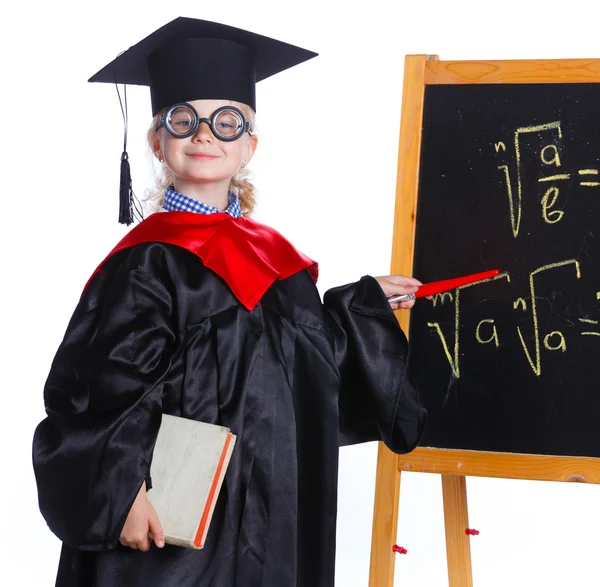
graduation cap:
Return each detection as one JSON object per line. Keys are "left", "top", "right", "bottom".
{"left": 88, "top": 17, "right": 318, "bottom": 224}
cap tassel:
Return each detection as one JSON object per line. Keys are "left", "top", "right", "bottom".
{"left": 116, "top": 80, "right": 142, "bottom": 225}
{"left": 119, "top": 151, "right": 134, "bottom": 225}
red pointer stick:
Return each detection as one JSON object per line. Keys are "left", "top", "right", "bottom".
{"left": 388, "top": 269, "right": 501, "bottom": 303}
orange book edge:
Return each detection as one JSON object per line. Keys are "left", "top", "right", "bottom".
{"left": 194, "top": 432, "right": 234, "bottom": 548}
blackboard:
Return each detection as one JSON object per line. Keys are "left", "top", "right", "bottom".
{"left": 409, "top": 83, "right": 600, "bottom": 457}
{"left": 370, "top": 58, "right": 600, "bottom": 587}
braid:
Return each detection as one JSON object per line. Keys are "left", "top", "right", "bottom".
{"left": 229, "top": 166, "right": 256, "bottom": 216}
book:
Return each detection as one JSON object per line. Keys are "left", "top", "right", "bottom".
{"left": 147, "top": 413, "right": 236, "bottom": 549}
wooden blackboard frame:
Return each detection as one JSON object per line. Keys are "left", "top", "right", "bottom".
{"left": 368, "top": 55, "right": 600, "bottom": 587}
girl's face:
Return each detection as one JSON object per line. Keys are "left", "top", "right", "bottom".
{"left": 156, "top": 99, "right": 257, "bottom": 189}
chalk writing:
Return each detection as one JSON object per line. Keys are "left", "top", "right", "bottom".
{"left": 578, "top": 169, "right": 600, "bottom": 187}
{"left": 579, "top": 318, "right": 600, "bottom": 337}
{"left": 494, "top": 121, "right": 600, "bottom": 238}
{"left": 538, "top": 174, "right": 569, "bottom": 182}
{"left": 427, "top": 261, "right": 589, "bottom": 378}
{"left": 518, "top": 259, "right": 579, "bottom": 375}
{"left": 427, "top": 272, "right": 510, "bottom": 378}
{"left": 498, "top": 122, "right": 562, "bottom": 237}
{"left": 476, "top": 319, "right": 499, "bottom": 348}
{"left": 497, "top": 122, "right": 600, "bottom": 236}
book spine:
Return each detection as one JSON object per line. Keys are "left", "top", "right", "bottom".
{"left": 193, "top": 433, "right": 236, "bottom": 548}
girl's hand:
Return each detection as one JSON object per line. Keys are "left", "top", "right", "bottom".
{"left": 374, "top": 275, "right": 424, "bottom": 311}
{"left": 120, "top": 481, "right": 165, "bottom": 551}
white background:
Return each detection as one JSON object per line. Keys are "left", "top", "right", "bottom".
{"left": 3, "top": 1, "right": 600, "bottom": 585}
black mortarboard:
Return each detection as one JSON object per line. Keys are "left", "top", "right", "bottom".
{"left": 89, "top": 17, "right": 317, "bottom": 225}
{"left": 89, "top": 16, "right": 318, "bottom": 115}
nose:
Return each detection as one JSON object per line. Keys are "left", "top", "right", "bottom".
{"left": 192, "top": 120, "right": 214, "bottom": 143}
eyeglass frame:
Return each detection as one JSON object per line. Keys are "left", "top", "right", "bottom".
{"left": 158, "top": 103, "right": 254, "bottom": 141}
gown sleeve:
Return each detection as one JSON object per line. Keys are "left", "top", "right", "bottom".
{"left": 323, "top": 275, "right": 427, "bottom": 452}
{"left": 32, "top": 256, "right": 177, "bottom": 551}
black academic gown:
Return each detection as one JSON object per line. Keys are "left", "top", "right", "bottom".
{"left": 33, "top": 214, "right": 426, "bottom": 587}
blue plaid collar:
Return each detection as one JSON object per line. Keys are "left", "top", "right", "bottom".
{"left": 163, "top": 187, "right": 242, "bottom": 218}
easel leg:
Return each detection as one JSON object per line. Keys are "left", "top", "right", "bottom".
{"left": 442, "top": 475, "right": 473, "bottom": 587}
{"left": 369, "top": 442, "right": 401, "bottom": 587}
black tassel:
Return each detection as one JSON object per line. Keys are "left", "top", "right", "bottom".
{"left": 119, "top": 151, "right": 133, "bottom": 225}
{"left": 115, "top": 82, "right": 142, "bottom": 225}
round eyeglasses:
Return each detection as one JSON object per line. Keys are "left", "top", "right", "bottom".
{"left": 158, "top": 103, "right": 253, "bottom": 141}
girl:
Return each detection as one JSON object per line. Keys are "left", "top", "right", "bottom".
{"left": 33, "top": 16, "right": 426, "bottom": 587}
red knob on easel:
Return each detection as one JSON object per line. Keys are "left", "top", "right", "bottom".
{"left": 465, "top": 528, "right": 480, "bottom": 536}
{"left": 392, "top": 544, "right": 408, "bottom": 554}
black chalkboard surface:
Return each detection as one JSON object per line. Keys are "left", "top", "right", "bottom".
{"left": 409, "top": 83, "right": 600, "bottom": 457}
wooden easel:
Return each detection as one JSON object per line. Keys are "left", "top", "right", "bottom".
{"left": 368, "top": 55, "right": 600, "bottom": 587}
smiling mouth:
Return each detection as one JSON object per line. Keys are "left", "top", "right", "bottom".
{"left": 187, "top": 153, "right": 218, "bottom": 159}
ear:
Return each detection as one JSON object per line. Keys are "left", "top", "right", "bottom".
{"left": 150, "top": 133, "right": 162, "bottom": 160}
{"left": 244, "top": 134, "right": 259, "bottom": 165}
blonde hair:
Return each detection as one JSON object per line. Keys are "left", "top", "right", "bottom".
{"left": 145, "top": 102, "right": 257, "bottom": 216}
